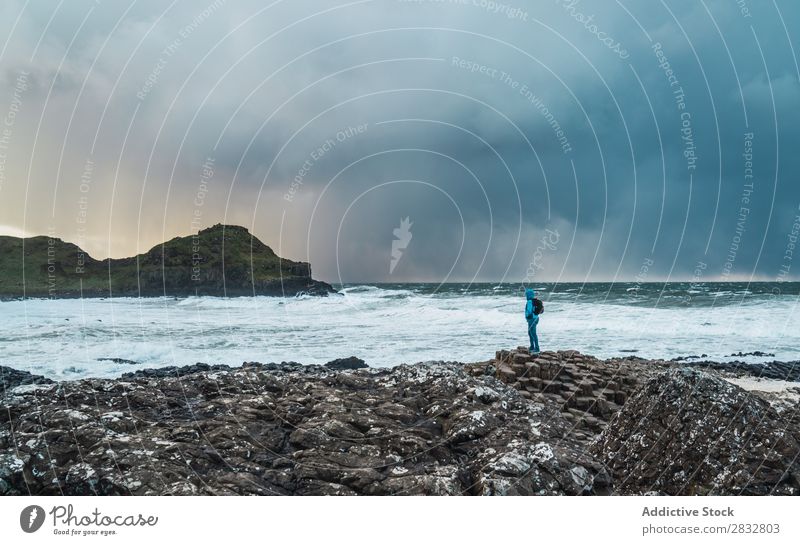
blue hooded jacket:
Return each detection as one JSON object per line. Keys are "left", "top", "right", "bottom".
{"left": 525, "top": 289, "right": 537, "bottom": 321}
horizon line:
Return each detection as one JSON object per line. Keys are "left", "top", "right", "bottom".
{"left": 331, "top": 279, "right": 798, "bottom": 284}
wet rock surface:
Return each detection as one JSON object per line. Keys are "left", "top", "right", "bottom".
{"left": 0, "top": 360, "right": 609, "bottom": 496}
{"left": 0, "top": 366, "right": 54, "bottom": 398}
{"left": 325, "top": 356, "right": 368, "bottom": 370}
{"left": 96, "top": 358, "right": 141, "bottom": 365}
{"left": 592, "top": 368, "right": 800, "bottom": 495}
{"left": 2, "top": 349, "right": 798, "bottom": 496}
{"left": 470, "top": 349, "right": 668, "bottom": 438}
{"left": 471, "top": 348, "right": 800, "bottom": 495}
{"left": 683, "top": 359, "right": 800, "bottom": 382}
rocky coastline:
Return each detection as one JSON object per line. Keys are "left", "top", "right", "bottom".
{"left": 1, "top": 349, "right": 798, "bottom": 496}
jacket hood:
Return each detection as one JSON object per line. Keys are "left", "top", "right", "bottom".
{"left": 525, "top": 288, "right": 535, "bottom": 300}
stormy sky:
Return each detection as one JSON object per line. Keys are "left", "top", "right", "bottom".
{"left": 0, "top": 0, "right": 798, "bottom": 284}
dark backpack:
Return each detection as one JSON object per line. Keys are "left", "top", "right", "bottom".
{"left": 526, "top": 298, "right": 544, "bottom": 318}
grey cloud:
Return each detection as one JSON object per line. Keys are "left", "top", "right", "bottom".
{"left": 0, "top": 0, "right": 798, "bottom": 282}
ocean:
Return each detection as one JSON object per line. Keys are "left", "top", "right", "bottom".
{"left": 1, "top": 282, "right": 798, "bottom": 380}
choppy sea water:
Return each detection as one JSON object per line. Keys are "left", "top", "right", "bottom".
{"left": 1, "top": 282, "right": 798, "bottom": 380}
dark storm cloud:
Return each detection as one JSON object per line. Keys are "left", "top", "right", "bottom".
{"left": 0, "top": 0, "right": 798, "bottom": 282}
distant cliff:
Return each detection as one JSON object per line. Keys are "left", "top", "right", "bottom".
{"left": 0, "top": 224, "right": 334, "bottom": 298}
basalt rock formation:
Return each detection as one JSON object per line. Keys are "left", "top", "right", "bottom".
{"left": 1, "top": 349, "right": 798, "bottom": 496}
{"left": 473, "top": 349, "right": 667, "bottom": 438}
{"left": 592, "top": 368, "right": 800, "bottom": 495}
{"left": 0, "top": 360, "right": 610, "bottom": 496}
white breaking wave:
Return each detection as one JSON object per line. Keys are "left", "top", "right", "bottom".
{"left": 1, "top": 286, "right": 798, "bottom": 379}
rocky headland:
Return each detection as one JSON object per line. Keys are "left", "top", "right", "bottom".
{"left": 0, "top": 224, "right": 334, "bottom": 299}
{"left": 1, "top": 349, "right": 798, "bottom": 496}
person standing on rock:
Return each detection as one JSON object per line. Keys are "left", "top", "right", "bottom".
{"left": 525, "top": 288, "right": 542, "bottom": 354}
